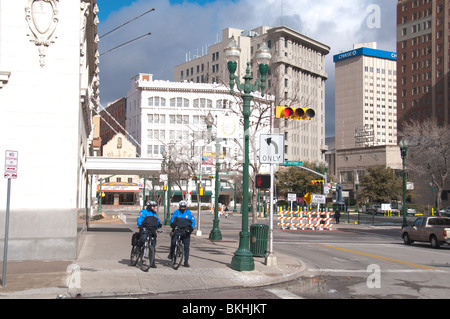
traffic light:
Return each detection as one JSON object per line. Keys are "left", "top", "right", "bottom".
{"left": 255, "top": 174, "right": 270, "bottom": 189}
{"left": 311, "top": 180, "right": 324, "bottom": 185}
{"left": 275, "top": 106, "right": 315, "bottom": 120}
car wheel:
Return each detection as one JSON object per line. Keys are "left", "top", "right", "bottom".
{"left": 430, "top": 235, "right": 440, "bottom": 249}
{"left": 403, "top": 233, "right": 412, "bottom": 245}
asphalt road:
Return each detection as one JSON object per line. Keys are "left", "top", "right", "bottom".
{"left": 120, "top": 208, "right": 450, "bottom": 299}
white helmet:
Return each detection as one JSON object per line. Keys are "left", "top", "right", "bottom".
{"left": 179, "top": 201, "right": 187, "bottom": 208}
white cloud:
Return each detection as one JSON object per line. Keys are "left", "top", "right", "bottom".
{"left": 97, "top": 0, "right": 396, "bottom": 136}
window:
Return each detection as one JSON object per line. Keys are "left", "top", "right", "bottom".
{"left": 170, "top": 97, "right": 189, "bottom": 108}
{"left": 148, "top": 97, "right": 166, "bottom": 107}
{"left": 193, "top": 98, "right": 212, "bottom": 108}
{"left": 216, "top": 99, "right": 231, "bottom": 109}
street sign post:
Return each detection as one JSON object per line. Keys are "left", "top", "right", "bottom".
{"left": 312, "top": 194, "right": 326, "bottom": 204}
{"left": 3, "top": 150, "right": 17, "bottom": 286}
{"left": 259, "top": 134, "right": 285, "bottom": 164}
{"left": 4, "top": 150, "right": 18, "bottom": 179}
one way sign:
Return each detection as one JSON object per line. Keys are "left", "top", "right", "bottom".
{"left": 259, "top": 134, "right": 285, "bottom": 164}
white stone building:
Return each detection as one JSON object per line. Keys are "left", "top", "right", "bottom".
{"left": 126, "top": 73, "right": 272, "bottom": 205}
{"left": 0, "top": 0, "right": 99, "bottom": 260}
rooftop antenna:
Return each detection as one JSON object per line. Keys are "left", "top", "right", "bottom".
{"left": 281, "top": 0, "right": 284, "bottom": 26}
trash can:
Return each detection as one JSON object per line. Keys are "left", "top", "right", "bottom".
{"left": 250, "top": 224, "right": 269, "bottom": 257}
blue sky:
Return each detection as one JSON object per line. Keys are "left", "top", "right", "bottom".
{"left": 96, "top": 0, "right": 396, "bottom": 137}
{"left": 97, "top": 0, "right": 236, "bottom": 21}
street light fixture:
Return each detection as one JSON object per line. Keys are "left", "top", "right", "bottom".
{"left": 225, "top": 38, "right": 271, "bottom": 271}
{"left": 399, "top": 139, "right": 409, "bottom": 228}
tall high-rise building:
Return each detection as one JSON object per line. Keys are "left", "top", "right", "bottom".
{"left": 334, "top": 42, "right": 398, "bottom": 150}
{"left": 174, "top": 26, "right": 330, "bottom": 163}
{"left": 396, "top": 0, "right": 449, "bottom": 131}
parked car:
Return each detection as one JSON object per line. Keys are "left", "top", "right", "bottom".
{"left": 402, "top": 216, "right": 450, "bottom": 248}
{"left": 406, "top": 208, "right": 417, "bottom": 216}
{"left": 439, "top": 207, "right": 450, "bottom": 216}
{"left": 366, "top": 205, "right": 382, "bottom": 215}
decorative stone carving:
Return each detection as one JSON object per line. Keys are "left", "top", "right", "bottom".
{"left": 25, "top": 0, "right": 59, "bottom": 67}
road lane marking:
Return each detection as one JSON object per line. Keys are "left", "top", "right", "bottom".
{"left": 266, "top": 288, "right": 304, "bottom": 299}
{"left": 308, "top": 268, "right": 445, "bottom": 273}
{"left": 317, "top": 244, "right": 439, "bottom": 271}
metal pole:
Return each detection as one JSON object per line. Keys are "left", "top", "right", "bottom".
{"left": 402, "top": 151, "right": 407, "bottom": 228}
{"left": 2, "top": 178, "right": 11, "bottom": 286}
{"left": 209, "top": 137, "right": 222, "bottom": 240}
{"left": 231, "top": 93, "right": 254, "bottom": 271}
{"left": 266, "top": 100, "right": 276, "bottom": 266}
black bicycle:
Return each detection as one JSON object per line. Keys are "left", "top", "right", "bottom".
{"left": 171, "top": 226, "right": 186, "bottom": 270}
{"left": 130, "top": 228, "right": 159, "bottom": 272}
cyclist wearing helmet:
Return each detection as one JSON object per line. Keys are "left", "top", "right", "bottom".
{"left": 168, "top": 201, "right": 195, "bottom": 267}
{"left": 136, "top": 201, "right": 162, "bottom": 268}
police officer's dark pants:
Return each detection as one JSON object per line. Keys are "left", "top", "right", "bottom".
{"left": 138, "top": 230, "right": 157, "bottom": 250}
{"left": 170, "top": 232, "right": 190, "bottom": 262}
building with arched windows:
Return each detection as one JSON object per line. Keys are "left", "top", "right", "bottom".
{"left": 126, "top": 73, "right": 273, "bottom": 206}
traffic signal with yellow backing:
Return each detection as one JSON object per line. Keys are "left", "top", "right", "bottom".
{"left": 311, "top": 180, "right": 324, "bottom": 185}
{"left": 275, "top": 106, "right": 315, "bottom": 120}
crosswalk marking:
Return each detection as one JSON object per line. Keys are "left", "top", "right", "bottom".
{"left": 266, "top": 288, "right": 303, "bottom": 299}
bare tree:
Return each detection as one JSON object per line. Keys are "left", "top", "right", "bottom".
{"left": 400, "top": 119, "right": 450, "bottom": 211}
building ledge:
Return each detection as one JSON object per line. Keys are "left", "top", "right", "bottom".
{"left": 0, "top": 71, "right": 11, "bottom": 88}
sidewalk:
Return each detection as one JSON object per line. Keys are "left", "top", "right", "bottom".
{"left": 0, "top": 216, "right": 306, "bottom": 299}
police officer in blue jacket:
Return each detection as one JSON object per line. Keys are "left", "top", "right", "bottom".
{"left": 168, "top": 201, "right": 195, "bottom": 267}
{"left": 137, "top": 201, "right": 162, "bottom": 268}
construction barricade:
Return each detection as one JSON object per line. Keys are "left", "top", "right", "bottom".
{"left": 278, "top": 211, "right": 333, "bottom": 231}
{"left": 210, "top": 204, "right": 228, "bottom": 218}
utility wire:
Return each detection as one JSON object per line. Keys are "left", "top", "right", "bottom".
{"left": 100, "top": 32, "right": 151, "bottom": 56}
{"left": 99, "top": 8, "right": 155, "bottom": 39}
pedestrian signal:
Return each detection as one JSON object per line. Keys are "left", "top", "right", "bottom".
{"left": 275, "top": 106, "right": 315, "bottom": 120}
{"left": 255, "top": 174, "right": 270, "bottom": 189}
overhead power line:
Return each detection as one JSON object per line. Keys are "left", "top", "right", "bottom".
{"left": 99, "top": 8, "right": 155, "bottom": 39}
{"left": 100, "top": 32, "right": 151, "bottom": 56}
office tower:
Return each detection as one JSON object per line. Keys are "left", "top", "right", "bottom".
{"left": 334, "top": 43, "right": 398, "bottom": 150}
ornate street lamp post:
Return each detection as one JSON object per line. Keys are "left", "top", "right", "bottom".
{"left": 225, "top": 38, "right": 271, "bottom": 271}
{"left": 205, "top": 112, "right": 223, "bottom": 240}
{"left": 399, "top": 139, "right": 409, "bottom": 228}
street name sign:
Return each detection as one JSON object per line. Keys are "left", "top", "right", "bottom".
{"left": 284, "top": 160, "right": 303, "bottom": 166}
{"left": 259, "top": 134, "right": 285, "bottom": 164}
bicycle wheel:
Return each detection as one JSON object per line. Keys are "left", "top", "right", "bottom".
{"left": 140, "top": 245, "right": 152, "bottom": 272}
{"left": 130, "top": 245, "right": 140, "bottom": 266}
{"left": 172, "top": 240, "right": 184, "bottom": 270}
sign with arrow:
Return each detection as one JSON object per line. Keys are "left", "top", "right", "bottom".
{"left": 259, "top": 134, "right": 284, "bottom": 164}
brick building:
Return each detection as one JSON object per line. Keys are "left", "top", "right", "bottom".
{"left": 396, "top": 0, "right": 449, "bottom": 131}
